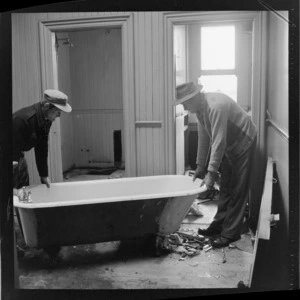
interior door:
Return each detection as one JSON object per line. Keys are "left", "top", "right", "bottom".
{"left": 48, "top": 32, "right": 64, "bottom": 182}
{"left": 174, "top": 25, "right": 188, "bottom": 174}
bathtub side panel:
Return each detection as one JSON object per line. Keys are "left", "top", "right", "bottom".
{"left": 23, "top": 198, "right": 170, "bottom": 247}
{"left": 17, "top": 208, "right": 38, "bottom": 247}
{"left": 157, "top": 195, "right": 196, "bottom": 234}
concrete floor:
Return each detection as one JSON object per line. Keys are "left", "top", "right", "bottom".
{"left": 15, "top": 170, "right": 254, "bottom": 290}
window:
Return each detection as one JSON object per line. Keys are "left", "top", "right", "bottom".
{"left": 200, "top": 75, "right": 237, "bottom": 101}
{"left": 199, "top": 25, "right": 237, "bottom": 101}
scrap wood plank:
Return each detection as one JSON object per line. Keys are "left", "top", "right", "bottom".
{"left": 175, "top": 231, "right": 205, "bottom": 242}
{"left": 257, "top": 156, "right": 274, "bottom": 240}
{"left": 248, "top": 156, "right": 274, "bottom": 288}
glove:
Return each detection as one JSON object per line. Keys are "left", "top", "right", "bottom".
{"left": 193, "top": 165, "right": 206, "bottom": 181}
{"left": 41, "top": 176, "right": 51, "bottom": 188}
{"left": 201, "top": 171, "right": 218, "bottom": 190}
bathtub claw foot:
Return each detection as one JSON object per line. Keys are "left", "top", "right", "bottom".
{"left": 16, "top": 245, "right": 26, "bottom": 259}
{"left": 155, "top": 235, "right": 163, "bottom": 256}
{"left": 48, "top": 256, "right": 61, "bottom": 268}
{"left": 43, "top": 245, "right": 61, "bottom": 266}
{"left": 155, "top": 235, "right": 171, "bottom": 256}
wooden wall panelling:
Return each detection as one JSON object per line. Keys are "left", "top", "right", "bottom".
{"left": 158, "top": 11, "right": 165, "bottom": 175}
{"left": 152, "top": 12, "right": 164, "bottom": 175}
{"left": 187, "top": 24, "right": 200, "bottom": 85}
{"left": 134, "top": 12, "right": 166, "bottom": 176}
{"left": 265, "top": 8, "right": 289, "bottom": 252}
{"left": 13, "top": 14, "right": 27, "bottom": 110}
{"left": 135, "top": 12, "right": 146, "bottom": 176}
{"left": 11, "top": 14, "right": 19, "bottom": 109}
{"left": 56, "top": 32, "right": 75, "bottom": 172}
{"left": 69, "top": 29, "right": 122, "bottom": 110}
{"left": 67, "top": 28, "right": 123, "bottom": 168}
{"left": 13, "top": 12, "right": 160, "bottom": 183}
{"left": 132, "top": 12, "right": 139, "bottom": 175}
{"left": 145, "top": 12, "right": 154, "bottom": 176}
{"left": 12, "top": 13, "right": 49, "bottom": 185}
{"left": 73, "top": 111, "right": 123, "bottom": 167}
{"left": 247, "top": 12, "right": 267, "bottom": 231}
{"left": 31, "top": 13, "right": 49, "bottom": 184}
{"left": 140, "top": 11, "right": 148, "bottom": 176}
{"left": 40, "top": 25, "right": 63, "bottom": 182}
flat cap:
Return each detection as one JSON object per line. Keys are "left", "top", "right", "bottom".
{"left": 44, "top": 89, "right": 72, "bottom": 113}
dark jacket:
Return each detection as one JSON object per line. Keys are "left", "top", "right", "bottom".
{"left": 13, "top": 103, "right": 52, "bottom": 177}
{"left": 196, "top": 92, "right": 257, "bottom": 173}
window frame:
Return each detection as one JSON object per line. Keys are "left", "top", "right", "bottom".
{"left": 199, "top": 22, "right": 238, "bottom": 101}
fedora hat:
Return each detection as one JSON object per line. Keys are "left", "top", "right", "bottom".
{"left": 174, "top": 82, "right": 202, "bottom": 105}
{"left": 44, "top": 89, "right": 72, "bottom": 113}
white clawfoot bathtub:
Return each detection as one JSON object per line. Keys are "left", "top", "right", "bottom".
{"left": 14, "top": 175, "right": 206, "bottom": 250}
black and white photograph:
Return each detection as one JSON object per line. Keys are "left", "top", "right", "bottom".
{"left": 0, "top": 0, "right": 298, "bottom": 299}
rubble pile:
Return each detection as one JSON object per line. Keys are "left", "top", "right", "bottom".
{"left": 158, "top": 230, "right": 214, "bottom": 260}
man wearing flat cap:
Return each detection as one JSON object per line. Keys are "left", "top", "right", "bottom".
{"left": 13, "top": 89, "right": 72, "bottom": 254}
{"left": 175, "top": 82, "right": 257, "bottom": 248}
{"left": 13, "top": 89, "right": 72, "bottom": 190}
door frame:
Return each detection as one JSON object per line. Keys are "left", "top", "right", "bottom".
{"left": 163, "top": 11, "right": 267, "bottom": 175}
{"left": 38, "top": 14, "right": 136, "bottom": 182}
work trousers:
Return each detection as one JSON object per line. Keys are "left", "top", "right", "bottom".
{"left": 212, "top": 138, "right": 256, "bottom": 240}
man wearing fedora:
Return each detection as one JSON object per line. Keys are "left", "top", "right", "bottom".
{"left": 175, "top": 82, "right": 257, "bottom": 248}
{"left": 13, "top": 89, "right": 72, "bottom": 254}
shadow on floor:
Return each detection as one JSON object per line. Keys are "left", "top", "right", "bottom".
{"left": 18, "top": 237, "right": 165, "bottom": 271}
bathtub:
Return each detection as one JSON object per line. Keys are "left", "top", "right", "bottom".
{"left": 14, "top": 175, "right": 206, "bottom": 250}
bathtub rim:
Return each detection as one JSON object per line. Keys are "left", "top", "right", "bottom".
{"left": 13, "top": 175, "right": 207, "bottom": 209}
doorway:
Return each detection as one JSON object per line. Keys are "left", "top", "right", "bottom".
{"left": 174, "top": 19, "right": 253, "bottom": 174}
{"left": 39, "top": 14, "right": 136, "bottom": 182}
{"left": 55, "top": 28, "right": 125, "bottom": 181}
{"left": 165, "top": 11, "right": 267, "bottom": 250}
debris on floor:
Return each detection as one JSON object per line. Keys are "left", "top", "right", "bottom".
{"left": 158, "top": 230, "right": 214, "bottom": 260}
{"left": 168, "top": 233, "right": 183, "bottom": 245}
{"left": 188, "top": 201, "right": 203, "bottom": 216}
{"left": 229, "top": 233, "right": 254, "bottom": 254}
{"left": 222, "top": 247, "right": 227, "bottom": 263}
{"left": 203, "top": 244, "right": 213, "bottom": 252}
{"left": 156, "top": 223, "right": 254, "bottom": 268}
{"left": 108, "top": 169, "right": 125, "bottom": 179}
{"left": 197, "top": 188, "right": 219, "bottom": 203}
{"left": 175, "top": 231, "right": 205, "bottom": 243}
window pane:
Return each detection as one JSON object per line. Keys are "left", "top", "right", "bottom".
{"left": 201, "top": 26, "right": 235, "bottom": 70}
{"left": 199, "top": 75, "right": 237, "bottom": 101}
